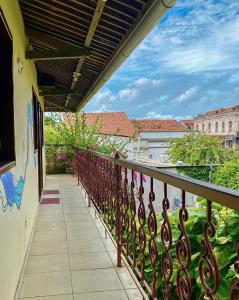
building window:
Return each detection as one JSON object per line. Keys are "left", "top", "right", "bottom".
{"left": 229, "top": 121, "right": 233, "bottom": 132}
{"left": 196, "top": 124, "right": 199, "bottom": 131}
{"left": 208, "top": 123, "right": 211, "bottom": 133}
{"left": 215, "top": 122, "right": 218, "bottom": 133}
{"left": 0, "top": 9, "right": 15, "bottom": 173}
{"left": 202, "top": 123, "right": 205, "bottom": 131}
{"left": 33, "top": 92, "right": 44, "bottom": 150}
{"left": 222, "top": 122, "right": 225, "bottom": 132}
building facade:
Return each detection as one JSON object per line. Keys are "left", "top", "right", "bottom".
{"left": 84, "top": 114, "right": 188, "bottom": 160}
{"left": 133, "top": 120, "right": 187, "bottom": 159}
{"left": 194, "top": 105, "right": 239, "bottom": 147}
{"left": 0, "top": 2, "right": 45, "bottom": 299}
{"left": 85, "top": 112, "right": 136, "bottom": 158}
{"left": 0, "top": 1, "right": 174, "bottom": 299}
{"left": 179, "top": 119, "right": 194, "bottom": 130}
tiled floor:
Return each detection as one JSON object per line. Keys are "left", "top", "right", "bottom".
{"left": 18, "top": 175, "right": 143, "bottom": 300}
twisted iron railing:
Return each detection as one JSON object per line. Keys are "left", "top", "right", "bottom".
{"left": 72, "top": 147, "right": 239, "bottom": 300}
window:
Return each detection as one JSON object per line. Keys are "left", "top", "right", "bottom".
{"left": 215, "top": 122, "right": 218, "bottom": 133}
{"left": 196, "top": 124, "right": 199, "bottom": 131}
{"left": 0, "top": 9, "right": 15, "bottom": 174}
{"left": 33, "top": 91, "right": 44, "bottom": 150}
{"left": 202, "top": 123, "right": 205, "bottom": 131}
{"left": 208, "top": 123, "right": 211, "bottom": 133}
{"left": 222, "top": 122, "right": 225, "bottom": 132}
{"left": 229, "top": 121, "right": 233, "bottom": 132}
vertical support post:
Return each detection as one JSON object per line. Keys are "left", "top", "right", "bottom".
{"left": 77, "top": 167, "right": 80, "bottom": 186}
{"left": 77, "top": 150, "right": 80, "bottom": 186}
{"left": 115, "top": 151, "right": 122, "bottom": 267}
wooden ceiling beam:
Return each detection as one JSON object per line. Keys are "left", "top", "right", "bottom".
{"left": 26, "top": 47, "right": 91, "bottom": 61}
{"left": 25, "top": 27, "right": 82, "bottom": 50}
{"left": 65, "top": 0, "right": 107, "bottom": 107}
{"left": 40, "top": 88, "right": 81, "bottom": 97}
{"left": 44, "top": 100, "right": 75, "bottom": 112}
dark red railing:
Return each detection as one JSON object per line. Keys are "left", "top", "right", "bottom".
{"left": 72, "top": 147, "right": 239, "bottom": 300}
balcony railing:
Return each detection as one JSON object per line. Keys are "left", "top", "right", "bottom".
{"left": 72, "top": 147, "right": 239, "bottom": 300}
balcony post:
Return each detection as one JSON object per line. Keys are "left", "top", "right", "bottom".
{"left": 77, "top": 151, "right": 80, "bottom": 186}
{"left": 115, "top": 151, "right": 122, "bottom": 267}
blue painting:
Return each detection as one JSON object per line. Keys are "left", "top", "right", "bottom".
{"left": 0, "top": 101, "right": 34, "bottom": 212}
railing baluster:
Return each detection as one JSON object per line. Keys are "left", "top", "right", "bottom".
{"left": 123, "top": 168, "right": 130, "bottom": 255}
{"left": 230, "top": 242, "right": 239, "bottom": 299}
{"left": 130, "top": 170, "right": 137, "bottom": 267}
{"left": 199, "top": 200, "right": 220, "bottom": 299}
{"left": 115, "top": 152, "right": 122, "bottom": 267}
{"left": 138, "top": 173, "right": 146, "bottom": 280}
{"left": 176, "top": 190, "right": 192, "bottom": 300}
{"left": 106, "top": 160, "right": 111, "bottom": 227}
{"left": 148, "top": 177, "right": 158, "bottom": 298}
{"left": 109, "top": 161, "right": 115, "bottom": 231}
{"left": 161, "top": 183, "right": 173, "bottom": 300}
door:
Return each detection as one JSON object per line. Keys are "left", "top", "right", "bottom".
{"left": 33, "top": 91, "right": 44, "bottom": 198}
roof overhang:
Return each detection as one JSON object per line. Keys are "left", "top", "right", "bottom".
{"left": 19, "top": 0, "right": 176, "bottom": 112}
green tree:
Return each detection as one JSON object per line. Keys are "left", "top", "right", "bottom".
{"left": 223, "top": 146, "right": 239, "bottom": 162}
{"left": 44, "top": 112, "right": 133, "bottom": 173}
{"left": 167, "top": 133, "right": 224, "bottom": 165}
{"left": 213, "top": 159, "right": 239, "bottom": 190}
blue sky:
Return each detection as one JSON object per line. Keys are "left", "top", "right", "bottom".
{"left": 85, "top": 1, "right": 239, "bottom": 120}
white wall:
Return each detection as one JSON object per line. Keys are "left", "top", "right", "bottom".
{"left": 140, "top": 131, "right": 186, "bottom": 139}
{"left": 133, "top": 131, "right": 187, "bottom": 159}
{"left": 99, "top": 134, "right": 134, "bottom": 159}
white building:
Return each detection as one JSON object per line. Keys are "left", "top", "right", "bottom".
{"left": 85, "top": 112, "right": 136, "bottom": 158}
{"left": 133, "top": 120, "right": 187, "bottom": 159}
{"left": 194, "top": 105, "right": 239, "bottom": 147}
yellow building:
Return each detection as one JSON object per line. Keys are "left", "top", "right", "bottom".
{"left": 1, "top": 2, "right": 239, "bottom": 300}
{"left": 0, "top": 1, "right": 174, "bottom": 299}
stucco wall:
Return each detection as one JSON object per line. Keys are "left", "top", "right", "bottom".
{"left": 194, "top": 112, "right": 239, "bottom": 136}
{"left": 0, "top": 1, "right": 44, "bottom": 300}
{"left": 99, "top": 134, "right": 134, "bottom": 159}
{"left": 133, "top": 131, "right": 187, "bottom": 158}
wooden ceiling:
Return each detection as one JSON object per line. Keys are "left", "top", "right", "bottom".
{"left": 19, "top": 0, "right": 167, "bottom": 112}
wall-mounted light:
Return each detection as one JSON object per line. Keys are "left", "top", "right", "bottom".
{"left": 73, "top": 72, "right": 81, "bottom": 82}
{"left": 17, "top": 57, "right": 24, "bottom": 74}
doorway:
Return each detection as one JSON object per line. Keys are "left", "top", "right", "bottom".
{"left": 33, "top": 91, "right": 44, "bottom": 198}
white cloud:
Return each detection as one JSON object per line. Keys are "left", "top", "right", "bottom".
{"left": 142, "top": 112, "right": 173, "bottom": 119}
{"left": 121, "top": 2, "right": 239, "bottom": 75}
{"left": 85, "top": 1, "right": 239, "bottom": 119}
{"left": 173, "top": 86, "right": 197, "bottom": 103}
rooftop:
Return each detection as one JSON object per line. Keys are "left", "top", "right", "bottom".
{"left": 85, "top": 112, "right": 136, "bottom": 137}
{"left": 195, "top": 104, "right": 239, "bottom": 118}
{"left": 179, "top": 119, "right": 194, "bottom": 125}
{"left": 133, "top": 119, "right": 186, "bottom": 132}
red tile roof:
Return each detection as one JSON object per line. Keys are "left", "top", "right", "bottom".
{"left": 85, "top": 112, "right": 136, "bottom": 137}
{"left": 133, "top": 120, "right": 186, "bottom": 132}
{"left": 179, "top": 120, "right": 194, "bottom": 125}
{"left": 205, "top": 105, "right": 239, "bottom": 116}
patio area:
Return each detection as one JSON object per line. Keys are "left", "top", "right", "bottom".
{"left": 18, "top": 175, "right": 143, "bottom": 300}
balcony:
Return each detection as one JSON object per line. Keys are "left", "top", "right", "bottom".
{"left": 18, "top": 174, "right": 143, "bottom": 299}
{"left": 1, "top": 1, "right": 239, "bottom": 300}
{"left": 67, "top": 147, "right": 239, "bottom": 299}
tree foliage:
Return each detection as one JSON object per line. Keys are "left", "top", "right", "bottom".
{"left": 44, "top": 112, "right": 133, "bottom": 173}
{"left": 167, "top": 133, "right": 239, "bottom": 189}
{"left": 167, "top": 133, "right": 224, "bottom": 165}
{"left": 213, "top": 159, "right": 239, "bottom": 191}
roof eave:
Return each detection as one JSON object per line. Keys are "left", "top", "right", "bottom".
{"left": 76, "top": 0, "right": 176, "bottom": 111}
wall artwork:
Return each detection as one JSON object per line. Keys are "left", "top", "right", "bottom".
{"left": 0, "top": 101, "right": 34, "bottom": 212}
